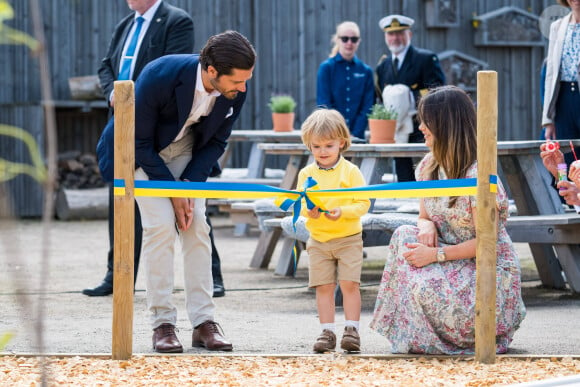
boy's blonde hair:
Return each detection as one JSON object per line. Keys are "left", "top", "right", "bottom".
{"left": 301, "top": 109, "right": 351, "bottom": 152}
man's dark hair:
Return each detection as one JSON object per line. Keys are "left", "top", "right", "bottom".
{"left": 200, "top": 30, "right": 256, "bottom": 76}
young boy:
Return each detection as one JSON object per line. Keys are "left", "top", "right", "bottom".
{"left": 297, "top": 109, "right": 370, "bottom": 353}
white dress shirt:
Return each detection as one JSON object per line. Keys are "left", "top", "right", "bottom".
{"left": 174, "top": 65, "right": 221, "bottom": 142}
{"left": 118, "top": 0, "right": 162, "bottom": 79}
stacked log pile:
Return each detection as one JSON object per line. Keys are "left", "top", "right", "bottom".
{"left": 56, "top": 152, "right": 108, "bottom": 220}
{"left": 58, "top": 151, "right": 105, "bottom": 189}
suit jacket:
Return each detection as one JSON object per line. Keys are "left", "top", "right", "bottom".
{"left": 542, "top": 12, "right": 574, "bottom": 126}
{"left": 375, "top": 45, "right": 445, "bottom": 105}
{"left": 97, "top": 55, "right": 246, "bottom": 183}
{"left": 97, "top": 1, "right": 194, "bottom": 102}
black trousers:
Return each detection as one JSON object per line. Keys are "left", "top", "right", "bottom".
{"left": 207, "top": 216, "right": 223, "bottom": 286}
{"left": 394, "top": 129, "right": 424, "bottom": 182}
{"left": 106, "top": 184, "right": 142, "bottom": 284}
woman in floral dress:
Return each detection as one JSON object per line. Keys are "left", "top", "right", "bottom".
{"left": 370, "top": 86, "right": 526, "bottom": 354}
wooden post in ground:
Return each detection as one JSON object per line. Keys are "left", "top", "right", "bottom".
{"left": 475, "top": 71, "right": 498, "bottom": 363}
{"left": 112, "top": 80, "right": 135, "bottom": 360}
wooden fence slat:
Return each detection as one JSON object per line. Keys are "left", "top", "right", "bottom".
{"left": 112, "top": 80, "right": 135, "bottom": 360}
{"left": 475, "top": 70, "right": 498, "bottom": 364}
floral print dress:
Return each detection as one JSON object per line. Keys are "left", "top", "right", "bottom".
{"left": 369, "top": 154, "right": 526, "bottom": 354}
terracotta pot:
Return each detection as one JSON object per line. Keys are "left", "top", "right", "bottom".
{"left": 272, "top": 112, "right": 295, "bottom": 132}
{"left": 369, "top": 119, "right": 396, "bottom": 144}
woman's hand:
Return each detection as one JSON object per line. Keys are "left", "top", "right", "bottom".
{"left": 568, "top": 161, "right": 580, "bottom": 184}
{"left": 543, "top": 123, "right": 556, "bottom": 141}
{"left": 403, "top": 243, "right": 437, "bottom": 268}
{"left": 556, "top": 181, "right": 580, "bottom": 206}
{"left": 417, "top": 219, "right": 438, "bottom": 247}
{"left": 540, "top": 142, "right": 564, "bottom": 178}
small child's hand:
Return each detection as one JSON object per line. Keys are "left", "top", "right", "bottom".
{"left": 324, "top": 207, "right": 341, "bottom": 221}
{"left": 307, "top": 206, "right": 321, "bottom": 219}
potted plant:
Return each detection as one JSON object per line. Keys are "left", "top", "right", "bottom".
{"left": 268, "top": 94, "right": 296, "bottom": 132}
{"left": 367, "top": 103, "right": 398, "bottom": 144}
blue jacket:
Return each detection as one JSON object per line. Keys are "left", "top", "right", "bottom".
{"left": 97, "top": 54, "right": 246, "bottom": 182}
{"left": 316, "top": 54, "right": 375, "bottom": 139}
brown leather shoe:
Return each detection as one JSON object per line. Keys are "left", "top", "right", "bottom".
{"left": 192, "top": 320, "right": 233, "bottom": 351}
{"left": 340, "top": 326, "right": 361, "bottom": 353}
{"left": 152, "top": 323, "right": 183, "bottom": 353}
{"left": 313, "top": 329, "right": 336, "bottom": 353}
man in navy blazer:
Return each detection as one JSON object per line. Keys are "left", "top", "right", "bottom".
{"left": 375, "top": 14, "right": 445, "bottom": 182}
{"left": 84, "top": 0, "right": 195, "bottom": 298}
{"left": 98, "top": 0, "right": 194, "bottom": 108}
{"left": 99, "top": 31, "right": 255, "bottom": 353}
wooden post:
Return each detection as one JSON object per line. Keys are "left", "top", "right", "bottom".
{"left": 475, "top": 71, "right": 498, "bottom": 363}
{"left": 112, "top": 80, "right": 135, "bottom": 360}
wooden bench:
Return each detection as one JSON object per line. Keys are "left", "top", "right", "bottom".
{"left": 262, "top": 213, "right": 418, "bottom": 276}
{"left": 506, "top": 213, "right": 580, "bottom": 293}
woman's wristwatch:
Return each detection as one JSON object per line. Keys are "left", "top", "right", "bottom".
{"left": 436, "top": 247, "right": 447, "bottom": 263}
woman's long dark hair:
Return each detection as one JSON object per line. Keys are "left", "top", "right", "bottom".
{"left": 417, "top": 85, "right": 477, "bottom": 206}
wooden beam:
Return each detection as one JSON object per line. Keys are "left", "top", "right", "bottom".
{"left": 112, "top": 80, "right": 135, "bottom": 360}
{"left": 475, "top": 71, "right": 498, "bottom": 364}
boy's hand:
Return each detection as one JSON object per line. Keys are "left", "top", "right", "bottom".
{"left": 324, "top": 207, "right": 341, "bottom": 221}
{"left": 307, "top": 206, "right": 321, "bottom": 219}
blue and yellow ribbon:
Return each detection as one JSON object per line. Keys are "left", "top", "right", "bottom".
{"left": 114, "top": 175, "right": 497, "bottom": 276}
{"left": 114, "top": 175, "right": 497, "bottom": 201}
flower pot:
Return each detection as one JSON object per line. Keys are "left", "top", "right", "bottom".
{"left": 272, "top": 112, "right": 295, "bottom": 132}
{"left": 369, "top": 119, "right": 396, "bottom": 144}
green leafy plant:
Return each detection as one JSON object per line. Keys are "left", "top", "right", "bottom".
{"left": 367, "top": 103, "right": 398, "bottom": 120}
{"left": 268, "top": 95, "right": 296, "bottom": 113}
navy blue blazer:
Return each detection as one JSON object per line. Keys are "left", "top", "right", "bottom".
{"left": 375, "top": 45, "right": 445, "bottom": 103}
{"left": 97, "top": 1, "right": 194, "bottom": 102}
{"left": 97, "top": 54, "right": 246, "bottom": 183}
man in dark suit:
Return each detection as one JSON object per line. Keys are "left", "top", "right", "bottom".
{"left": 98, "top": 31, "right": 256, "bottom": 353}
{"left": 375, "top": 14, "right": 445, "bottom": 182}
{"left": 84, "top": 0, "right": 197, "bottom": 297}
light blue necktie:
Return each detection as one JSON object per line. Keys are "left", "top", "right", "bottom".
{"left": 118, "top": 16, "right": 145, "bottom": 80}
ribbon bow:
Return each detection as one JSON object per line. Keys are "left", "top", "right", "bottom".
{"left": 276, "top": 177, "right": 327, "bottom": 232}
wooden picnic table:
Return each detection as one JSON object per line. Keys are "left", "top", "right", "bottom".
{"left": 213, "top": 130, "right": 303, "bottom": 235}
{"left": 250, "top": 140, "right": 580, "bottom": 293}
{"left": 219, "top": 129, "right": 303, "bottom": 179}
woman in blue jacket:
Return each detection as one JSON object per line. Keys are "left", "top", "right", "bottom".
{"left": 316, "top": 21, "right": 375, "bottom": 140}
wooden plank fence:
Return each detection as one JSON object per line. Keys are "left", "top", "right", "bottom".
{"left": 0, "top": 0, "right": 556, "bottom": 216}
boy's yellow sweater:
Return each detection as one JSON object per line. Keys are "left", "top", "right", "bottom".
{"left": 297, "top": 157, "right": 370, "bottom": 243}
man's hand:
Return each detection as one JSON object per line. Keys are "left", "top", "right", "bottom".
{"left": 171, "top": 197, "right": 194, "bottom": 231}
{"left": 540, "top": 142, "right": 564, "bottom": 179}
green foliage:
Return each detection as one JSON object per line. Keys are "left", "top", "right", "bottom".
{"left": 0, "top": 0, "right": 39, "bottom": 50}
{"left": 268, "top": 95, "right": 296, "bottom": 113}
{"left": 0, "top": 331, "right": 15, "bottom": 350}
{"left": 367, "top": 103, "right": 398, "bottom": 120}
